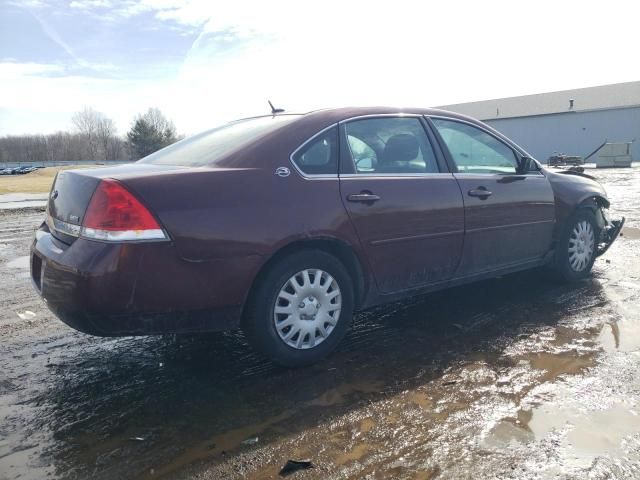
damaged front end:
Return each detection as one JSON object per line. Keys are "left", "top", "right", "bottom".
{"left": 595, "top": 206, "right": 625, "bottom": 257}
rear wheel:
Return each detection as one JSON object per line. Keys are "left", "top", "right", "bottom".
{"left": 554, "top": 209, "right": 599, "bottom": 281}
{"left": 243, "top": 250, "right": 354, "bottom": 367}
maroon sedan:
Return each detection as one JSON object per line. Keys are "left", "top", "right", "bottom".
{"left": 31, "top": 107, "right": 624, "bottom": 366}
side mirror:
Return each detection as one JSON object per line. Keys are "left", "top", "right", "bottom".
{"left": 518, "top": 156, "right": 534, "bottom": 173}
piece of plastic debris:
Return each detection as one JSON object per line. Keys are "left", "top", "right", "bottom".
{"left": 129, "top": 437, "right": 145, "bottom": 441}
{"left": 279, "top": 460, "right": 314, "bottom": 476}
{"left": 17, "top": 311, "right": 36, "bottom": 320}
{"left": 159, "top": 362, "right": 164, "bottom": 367}
{"left": 451, "top": 323, "right": 463, "bottom": 330}
{"left": 241, "top": 437, "right": 259, "bottom": 445}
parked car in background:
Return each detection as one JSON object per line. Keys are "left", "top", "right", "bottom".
{"left": 15, "top": 166, "right": 38, "bottom": 174}
{"left": 0, "top": 166, "right": 39, "bottom": 175}
{"left": 30, "top": 107, "right": 625, "bottom": 366}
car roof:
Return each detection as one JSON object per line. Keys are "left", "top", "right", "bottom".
{"left": 236, "top": 106, "right": 483, "bottom": 127}
{"left": 301, "top": 106, "right": 472, "bottom": 122}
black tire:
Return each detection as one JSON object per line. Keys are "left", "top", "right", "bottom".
{"left": 554, "top": 208, "right": 599, "bottom": 282}
{"left": 242, "top": 250, "right": 354, "bottom": 367}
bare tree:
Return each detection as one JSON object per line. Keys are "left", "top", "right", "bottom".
{"left": 142, "top": 108, "right": 177, "bottom": 139}
{"left": 0, "top": 107, "right": 130, "bottom": 165}
{"left": 71, "top": 107, "right": 102, "bottom": 159}
{"left": 96, "top": 117, "right": 117, "bottom": 160}
{"left": 71, "top": 107, "right": 121, "bottom": 160}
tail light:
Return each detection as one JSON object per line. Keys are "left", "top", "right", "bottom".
{"left": 81, "top": 180, "right": 167, "bottom": 241}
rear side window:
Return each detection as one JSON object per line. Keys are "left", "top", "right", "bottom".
{"left": 292, "top": 126, "right": 338, "bottom": 175}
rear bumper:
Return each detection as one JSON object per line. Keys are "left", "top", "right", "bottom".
{"left": 30, "top": 226, "right": 263, "bottom": 336}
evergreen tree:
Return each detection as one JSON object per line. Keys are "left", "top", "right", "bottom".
{"left": 126, "top": 108, "right": 178, "bottom": 159}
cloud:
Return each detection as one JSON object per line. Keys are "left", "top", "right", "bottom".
{"left": 29, "top": 11, "right": 88, "bottom": 65}
{"left": 5, "top": 0, "right": 48, "bottom": 7}
{"left": 1, "top": 0, "right": 639, "bottom": 137}
{"left": 69, "top": 0, "right": 113, "bottom": 9}
{"left": 0, "top": 61, "right": 64, "bottom": 77}
{"left": 0, "top": 59, "right": 171, "bottom": 135}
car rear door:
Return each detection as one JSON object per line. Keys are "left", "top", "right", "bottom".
{"left": 428, "top": 116, "right": 555, "bottom": 277}
{"left": 338, "top": 116, "right": 465, "bottom": 294}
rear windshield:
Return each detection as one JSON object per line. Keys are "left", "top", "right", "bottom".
{"left": 138, "top": 115, "right": 300, "bottom": 167}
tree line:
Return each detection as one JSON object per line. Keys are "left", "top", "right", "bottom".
{"left": 0, "top": 107, "right": 180, "bottom": 164}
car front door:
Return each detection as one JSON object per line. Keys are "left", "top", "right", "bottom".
{"left": 429, "top": 117, "right": 555, "bottom": 277}
{"left": 339, "top": 116, "right": 465, "bottom": 294}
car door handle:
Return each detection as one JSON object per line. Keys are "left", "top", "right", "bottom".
{"left": 468, "top": 188, "right": 492, "bottom": 198}
{"left": 347, "top": 193, "right": 381, "bottom": 203}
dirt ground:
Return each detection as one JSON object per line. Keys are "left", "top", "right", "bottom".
{"left": 0, "top": 168, "right": 639, "bottom": 480}
{"left": 0, "top": 166, "right": 91, "bottom": 195}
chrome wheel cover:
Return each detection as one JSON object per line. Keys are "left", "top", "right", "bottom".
{"left": 273, "top": 269, "right": 342, "bottom": 350}
{"left": 568, "top": 220, "right": 595, "bottom": 272}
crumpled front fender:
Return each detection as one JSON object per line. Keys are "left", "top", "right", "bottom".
{"left": 596, "top": 210, "right": 625, "bottom": 257}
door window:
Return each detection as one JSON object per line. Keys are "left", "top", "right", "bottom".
{"left": 344, "top": 117, "right": 439, "bottom": 174}
{"left": 431, "top": 118, "right": 518, "bottom": 174}
{"left": 292, "top": 126, "right": 338, "bottom": 175}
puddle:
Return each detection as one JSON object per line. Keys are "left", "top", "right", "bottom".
{"left": 359, "top": 417, "right": 376, "bottom": 433}
{"left": 599, "top": 319, "right": 640, "bottom": 352}
{"left": 482, "top": 418, "right": 535, "bottom": 449}
{"left": 526, "top": 351, "right": 596, "bottom": 381}
{"left": 335, "top": 442, "right": 372, "bottom": 465}
{"left": 5, "top": 255, "right": 29, "bottom": 269}
{"left": 307, "top": 381, "right": 384, "bottom": 407}
{"left": 621, "top": 226, "right": 640, "bottom": 240}
{"left": 527, "top": 399, "right": 640, "bottom": 469}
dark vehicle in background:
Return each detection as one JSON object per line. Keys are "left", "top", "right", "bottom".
{"left": 30, "top": 107, "right": 624, "bottom": 366}
{"left": 548, "top": 153, "right": 584, "bottom": 167}
{"left": 0, "top": 166, "right": 40, "bottom": 175}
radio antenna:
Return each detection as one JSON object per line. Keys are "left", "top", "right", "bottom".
{"left": 268, "top": 100, "right": 285, "bottom": 115}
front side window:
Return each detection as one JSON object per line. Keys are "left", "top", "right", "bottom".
{"left": 344, "top": 117, "right": 439, "bottom": 174}
{"left": 292, "top": 126, "right": 339, "bottom": 175}
{"left": 431, "top": 118, "right": 518, "bottom": 174}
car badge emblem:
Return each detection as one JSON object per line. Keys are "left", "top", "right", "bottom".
{"left": 51, "top": 190, "right": 59, "bottom": 200}
{"left": 275, "top": 166, "right": 290, "bottom": 178}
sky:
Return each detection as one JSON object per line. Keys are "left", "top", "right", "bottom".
{"left": 1, "top": 0, "right": 639, "bottom": 137}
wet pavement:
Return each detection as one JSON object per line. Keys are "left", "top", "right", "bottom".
{"left": 1, "top": 167, "right": 639, "bottom": 480}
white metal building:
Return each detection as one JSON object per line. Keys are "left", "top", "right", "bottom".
{"left": 437, "top": 81, "right": 640, "bottom": 163}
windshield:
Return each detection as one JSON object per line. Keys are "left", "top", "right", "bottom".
{"left": 138, "top": 115, "right": 300, "bottom": 167}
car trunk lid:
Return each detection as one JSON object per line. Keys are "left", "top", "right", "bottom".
{"left": 46, "top": 164, "right": 185, "bottom": 243}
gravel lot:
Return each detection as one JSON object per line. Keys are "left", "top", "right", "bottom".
{"left": 1, "top": 167, "right": 639, "bottom": 480}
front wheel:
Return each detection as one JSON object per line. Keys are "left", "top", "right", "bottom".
{"left": 242, "top": 250, "right": 354, "bottom": 367}
{"left": 554, "top": 209, "right": 599, "bottom": 282}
